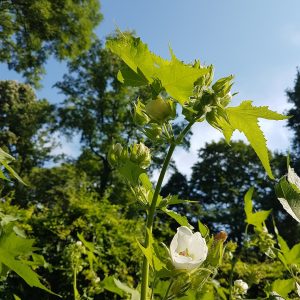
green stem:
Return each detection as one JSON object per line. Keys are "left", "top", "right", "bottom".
{"left": 163, "top": 279, "right": 174, "bottom": 300}
{"left": 140, "top": 121, "right": 194, "bottom": 300}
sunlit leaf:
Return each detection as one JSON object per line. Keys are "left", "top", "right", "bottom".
{"left": 217, "top": 101, "right": 288, "bottom": 179}
{"left": 107, "top": 34, "right": 208, "bottom": 105}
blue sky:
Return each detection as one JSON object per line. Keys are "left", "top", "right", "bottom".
{"left": 1, "top": 0, "right": 300, "bottom": 176}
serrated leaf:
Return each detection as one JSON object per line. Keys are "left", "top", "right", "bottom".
{"left": 286, "top": 243, "right": 300, "bottom": 264}
{"left": 107, "top": 35, "right": 208, "bottom": 105}
{"left": 217, "top": 101, "right": 288, "bottom": 179}
{"left": 275, "top": 176, "right": 300, "bottom": 222}
{"left": 162, "top": 208, "right": 194, "bottom": 229}
{"left": 119, "top": 160, "right": 146, "bottom": 186}
{"left": 244, "top": 187, "right": 271, "bottom": 229}
{"left": 271, "top": 278, "right": 295, "bottom": 298}
{"left": 0, "top": 248, "right": 55, "bottom": 295}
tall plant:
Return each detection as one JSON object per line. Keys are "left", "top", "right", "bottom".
{"left": 104, "top": 33, "right": 288, "bottom": 299}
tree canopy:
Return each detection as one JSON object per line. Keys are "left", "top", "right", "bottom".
{"left": 0, "top": 0, "right": 102, "bottom": 86}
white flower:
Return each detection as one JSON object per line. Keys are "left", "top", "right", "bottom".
{"left": 170, "top": 226, "right": 208, "bottom": 270}
{"left": 234, "top": 279, "right": 248, "bottom": 294}
{"left": 296, "top": 282, "right": 300, "bottom": 297}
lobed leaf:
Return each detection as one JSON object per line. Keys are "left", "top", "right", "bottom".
{"left": 107, "top": 34, "right": 208, "bottom": 105}
{"left": 217, "top": 101, "right": 288, "bottom": 179}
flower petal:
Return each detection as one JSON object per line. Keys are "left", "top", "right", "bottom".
{"left": 188, "top": 232, "right": 208, "bottom": 262}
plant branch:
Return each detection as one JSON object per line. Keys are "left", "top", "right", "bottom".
{"left": 140, "top": 120, "right": 195, "bottom": 300}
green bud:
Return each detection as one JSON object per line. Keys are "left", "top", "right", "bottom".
{"left": 130, "top": 143, "right": 151, "bottom": 168}
{"left": 212, "top": 75, "right": 234, "bottom": 98}
{"left": 107, "top": 143, "right": 128, "bottom": 167}
{"left": 133, "top": 99, "right": 150, "bottom": 126}
{"left": 144, "top": 124, "right": 162, "bottom": 141}
{"left": 145, "top": 96, "right": 176, "bottom": 123}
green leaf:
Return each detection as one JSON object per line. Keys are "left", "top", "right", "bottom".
{"left": 198, "top": 220, "right": 209, "bottom": 238}
{"left": 136, "top": 229, "right": 165, "bottom": 271}
{"left": 217, "top": 101, "right": 288, "bottom": 179}
{"left": 244, "top": 187, "right": 271, "bottom": 229}
{"left": 1, "top": 160, "right": 27, "bottom": 185}
{"left": 119, "top": 160, "right": 146, "bottom": 186}
{"left": 162, "top": 208, "right": 194, "bottom": 229}
{"left": 271, "top": 278, "right": 295, "bottom": 298}
{"left": 275, "top": 176, "right": 300, "bottom": 222}
{"left": 101, "top": 276, "right": 124, "bottom": 296}
{"left": 0, "top": 248, "right": 56, "bottom": 295}
{"left": 286, "top": 243, "right": 300, "bottom": 264}
{"left": 117, "top": 65, "right": 148, "bottom": 86}
{"left": 113, "top": 278, "right": 140, "bottom": 300}
{"left": 106, "top": 35, "right": 208, "bottom": 105}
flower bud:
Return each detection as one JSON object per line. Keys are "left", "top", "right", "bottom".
{"left": 212, "top": 75, "right": 234, "bottom": 98}
{"left": 143, "top": 124, "right": 162, "bottom": 141}
{"left": 234, "top": 279, "right": 248, "bottom": 295}
{"left": 130, "top": 143, "right": 151, "bottom": 168}
{"left": 145, "top": 97, "right": 176, "bottom": 123}
{"left": 214, "top": 231, "right": 228, "bottom": 242}
{"left": 107, "top": 143, "right": 128, "bottom": 167}
{"left": 133, "top": 99, "right": 150, "bottom": 126}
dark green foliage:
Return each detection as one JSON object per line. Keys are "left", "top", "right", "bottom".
{"left": 2, "top": 164, "right": 143, "bottom": 299}
{"left": 0, "top": 81, "right": 54, "bottom": 176}
{"left": 0, "top": 0, "right": 102, "bottom": 85}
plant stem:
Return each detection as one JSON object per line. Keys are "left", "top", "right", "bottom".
{"left": 140, "top": 121, "right": 194, "bottom": 300}
{"left": 163, "top": 279, "right": 174, "bottom": 300}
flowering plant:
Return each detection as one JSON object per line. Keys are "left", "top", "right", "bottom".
{"left": 102, "top": 32, "right": 297, "bottom": 299}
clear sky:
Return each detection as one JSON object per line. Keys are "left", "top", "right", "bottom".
{"left": 1, "top": 0, "right": 300, "bottom": 176}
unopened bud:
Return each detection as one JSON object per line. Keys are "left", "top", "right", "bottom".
{"left": 145, "top": 97, "right": 176, "bottom": 123}
{"left": 214, "top": 231, "right": 228, "bottom": 242}
{"left": 133, "top": 100, "right": 150, "bottom": 126}
{"left": 212, "top": 75, "right": 234, "bottom": 97}
{"left": 234, "top": 279, "right": 248, "bottom": 295}
{"left": 107, "top": 143, "right": 128, "bottom": 167}
{"left": 130, "top": 143, "right": 151, "bottom": 168}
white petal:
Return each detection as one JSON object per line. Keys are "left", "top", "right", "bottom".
{"left": 188, "top": 232, "right": 208, "bottom": 262}
{"left": 174, "top": 226, "right": 193, "bottom": 253}
{"left": 296, "top": 282, "right": 300, "bottom": 297}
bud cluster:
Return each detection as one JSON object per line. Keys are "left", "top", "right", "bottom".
{"left": 108, "top": 142, "right": 151, "bottom": 169}
{"left": 183, "top": 69, "right": 234, "bottom": 130}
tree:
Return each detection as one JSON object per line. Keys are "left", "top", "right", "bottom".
{"left": 0, "top": 80, "right": 54, "bottom": 176}
{"left": 55, "top": 39, "right": 146, "bottom": 196}
{"left": 286, "top": 69, "right": 300, "bottom": 160}
{"left": 0, "top": 0, "right": 102, "bottom": 85}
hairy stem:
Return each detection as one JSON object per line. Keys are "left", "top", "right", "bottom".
{"left": 140, "top": 121, "right": 194, "bottom": 300}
